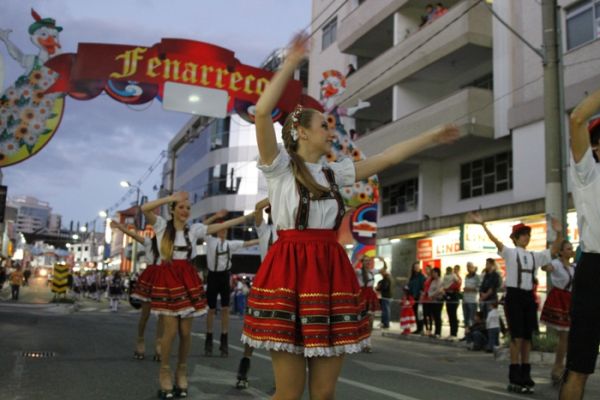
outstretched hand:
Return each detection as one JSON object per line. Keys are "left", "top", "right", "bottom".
{"left": 109, "top": 221, "right": 119, "bottom": 230}
{"left": 468, "top": 211, "right": 484, "bottom": 225}
{"left": 214, "top": 209, "right": 228, "bottom": 219}
{"left": 431, "top": 124, "right": 460, "bottom": 144}
{"left": 286, "top": 31, "right": 311, "bottom": 64}
{"left": 550, "top": 216, "right": 562, "bottom": 233}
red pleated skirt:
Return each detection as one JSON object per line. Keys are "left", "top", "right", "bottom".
{"left": 359, "top": 287, "right": 381, "bottom": 312}
{"left": 540, "top": 287, "right": 572, "bottom": 331}
{"left": 241, "top": 229, "right": 371, "bottom": 357}
{"left": 148, "top": 259, "right": 207, "bottom": 318}
{"left": 131, "top": 264, "right": 159, "bottom": 303}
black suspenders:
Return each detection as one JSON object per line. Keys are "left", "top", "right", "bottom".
{"left": 172, "top": 225, "right": 193, "bottom": 261}
{"left": 563, "top": 261, "right": 574, "bottom": 291}
{"left": 516, "top": 251, "right": 536, "bottom": 290}
{"left": 213, "top": 241, "right": 231, "bottom": 272}
{"left": 294, "top": 167, "right": 345, "bottom": 231}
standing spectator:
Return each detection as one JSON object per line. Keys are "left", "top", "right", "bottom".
{"left": 346, "top": 64, "right": 356, "bottom": 77}
{"left": 433, "top": 3, "right": 448, "bottom": 19}
{"left": 0, "top": 263, "right": 6, "bottom": 291}
{"left": 462, "top": 262, "right": 481, "bottom": 337}
{"left": 375, "top": 264, "right": 392, "bottom": 329}
{"left": 486, "top": 302, "right": 501, "bottom": 353}
{"left": 23, "top": 266, "right": 32, "bottom": 286}
{"left": 479, "top": 258, "right": 501, "bottom": 320}
{"left": 442, "top": 265, "right": 462, "bottom": 338}
{"left": 421, "top": 4, "right": 435, "bottom": 26}
{"left": 10, "top": 265, "right": 24, "bottom": 301}
{"left": 108, "top": 271, "right": 124, "bottom": 312}
{"left": 399, "top": 286, "right": 417, "bottom": 335}
{"left": 407, "top": 261, "right": 426, "bottom": 334}
{"left": 541, "top": 240, "right": 576, "bottom": 384}
{"left": 560, "top": 88, "right": 600, "bottom": 399}
{"left": 428, "top": 268, "right": 445, "bottom": 337}
{"left": 421, "top": 266, "right": 434, "bottom": 336}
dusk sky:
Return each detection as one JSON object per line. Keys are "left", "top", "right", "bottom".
{"left": 0, "top": 0, "right": 311, "bottom": 229}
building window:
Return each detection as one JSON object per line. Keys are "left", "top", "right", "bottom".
{"left": 460, "top": 152, "right": 513, "bottom": 199}
{"left": 84, "top": 246, "right": 89, "bottom": 251}
{"left": 382, "top": 178, "right": 419, "bottom": 216}
{"left": 322, "top": 17, "right": 337, "bottom": 50}
{"left": 566, "top": 0, "right": 600, "bottom": 50}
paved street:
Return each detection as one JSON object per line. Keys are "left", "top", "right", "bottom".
{"left": 2, "top": 279, "right": 600, "bottom": 399}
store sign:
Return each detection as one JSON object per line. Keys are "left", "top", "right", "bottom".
{"left": 416, "top": 238, "right": 433, "bottom": 260}
{"left": 416, "top": 231, "right": 460, "bottom": 260}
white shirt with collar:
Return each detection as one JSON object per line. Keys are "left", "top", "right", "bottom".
{"left": 153, "top": 216, "right": 207, "bottom": 261}
{"left": 255, "top": 221, "right": 278, "bottom": 261}
{"left": 258, "top": 150, "right": 355, "bottom": 230}
{"left": 205, "top": 235, "right": 244, "bottom": 272}
{"left": 499, "top": 246, "right": 551, "bottom": 291}
{"left": 571, "top": 147, "right": 600, "bottom": 253}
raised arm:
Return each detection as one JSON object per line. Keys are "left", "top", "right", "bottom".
{"left": 469, "top": 211, "right": 505, "bottom": 252}
{"left": 255, "top": 33, "right": 310, "bottom": 165}
{"left": 354, "top": 124, "right": 459, "bottom": 181}
{"left": 570, "top": 88, "right": 600, "bottom": 163}
{"left": 140, "top": 192, "right": 187, "bottom": 226}
{"left": 206, "top": 212, "right": 255, "bottom": 235}
{"left": 0, "top": 29, "right": 26, "bottom": 68}
{"left": 549, "top": 217, "right": 563, "bottom": 257}
{"left": 110, "top": 221, "right": 146, "bottom": 244}
{"left": 204, "top": 209, "right": 228, "bottom": 225}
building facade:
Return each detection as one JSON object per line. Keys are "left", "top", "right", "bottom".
{"left": 8, "top": 195, "right": 57, "bottom": 234}
{"left": 308, "top": 0, "right": 600, "bottom": 297}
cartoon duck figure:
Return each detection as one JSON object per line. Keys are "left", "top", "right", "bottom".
{"left": 0, "top": 9, "right": 64, "bottom": 163}
{"left": 319, "top": 69, "right": 376, "bottom": 206}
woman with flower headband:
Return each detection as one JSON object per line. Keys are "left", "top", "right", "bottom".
{"left": 140, "top": 191, "right": 254, "bottom": 399}
{"left": 241, "top": 32, "right": 459, "bottom": 399}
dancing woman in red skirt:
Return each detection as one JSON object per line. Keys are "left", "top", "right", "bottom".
{"left": 241, "top": 32, "right": 459, "bottom": 399}
{"left": 540, "top": 240, "right": 576, "bottom": 384}
{"left": 141, "top": 192, "right": 253, "bottom": 399}
{"left": 109, "top": 220, "right": 164, "bottom": 361}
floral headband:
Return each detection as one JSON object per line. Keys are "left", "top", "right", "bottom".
{"left": 289, "top": 105, "right": 303, "bottom": 142}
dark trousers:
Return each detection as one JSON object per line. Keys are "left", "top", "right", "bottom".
{"left": 423, "top": 303, "right": 433, "bottom": 331}
{"left": 413, "top": 302, "right": 423, "bottom": 332}
{"left": 445, "top": 293, "right": 460, "bottom": 336}
{"left": 11, "top": 284, "right": 20, "bottom": 300}
{"left": 380, "top": 298, "right": 390, "bottom": 328}
{"left": 431, "top": 302, "right": 443, "bottom": 336}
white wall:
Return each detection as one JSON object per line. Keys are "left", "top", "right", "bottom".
{"left": 512, "top": 120, "right": 546, "bottom": 202}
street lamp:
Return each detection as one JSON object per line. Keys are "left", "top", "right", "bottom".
{"left": 98, "top": 210, "right": 108, "bottom": 218}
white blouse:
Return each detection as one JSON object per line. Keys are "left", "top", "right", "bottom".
{"left": 153, "top": 216, "right": 207, "bottom": 261}
{"left": 142, "top": 237, "right": 157, "bottom": 264}
{"left": 255, "top": 221, "right": 278, "bottom": 261}
{"left": 205, "top": 236, "right": 244, "bottom": 272}
{"left": 549, "top": 259, "right": 576, "bottom": 291}
{"left": 571, "top": 147, "right": 600, "bottom": 253}
{"left": 499, "top": 246, "right": 552, "bottom": 291}
{"left": 258, "top": 150, "right": 355, "bottom": 230}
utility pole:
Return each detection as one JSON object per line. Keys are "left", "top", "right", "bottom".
{"left": 542, "top": 0, "right": 568, "bottom": 236}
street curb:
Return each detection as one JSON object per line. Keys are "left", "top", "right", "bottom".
{"left": 381, "top": 330, "right": 468, "bottom": 349}
{"left": 381, "top": 330, "right": 558, "bottom": 365}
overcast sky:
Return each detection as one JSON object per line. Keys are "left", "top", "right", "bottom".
{"left": 0, "top": 0, "right": 311, "bottom": 229}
